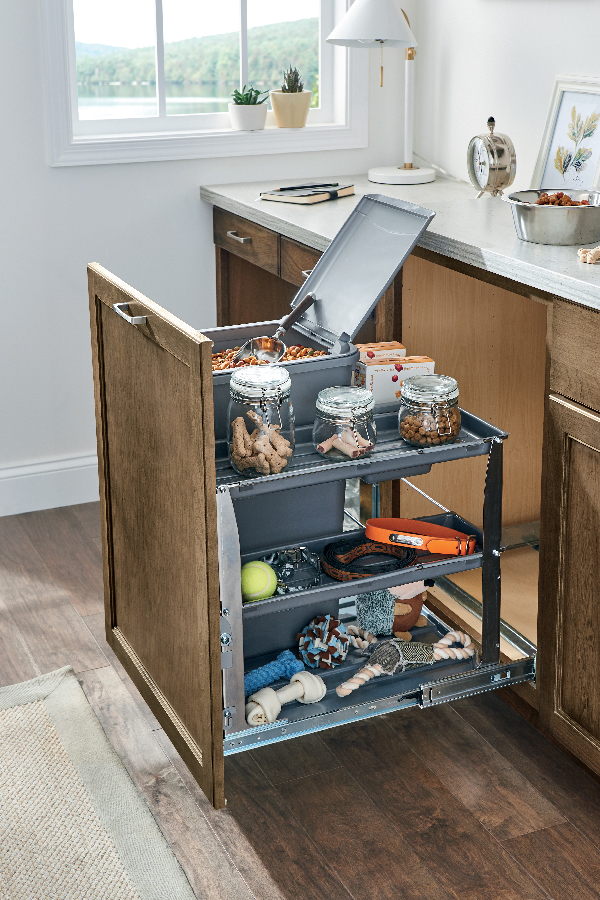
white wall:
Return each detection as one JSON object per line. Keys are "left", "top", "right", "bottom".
{"left": 414, "top": 0, "right": 600, "bottom": 188}
{"left": 0, "top": 0, "right": 417, "bottom": 515}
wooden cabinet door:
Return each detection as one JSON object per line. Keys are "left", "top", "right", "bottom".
{"left": 538, "top": 393, "right": 600, "bottom": 774}
{"left": 88, "top": 264, "right": 225, "bottom": 808}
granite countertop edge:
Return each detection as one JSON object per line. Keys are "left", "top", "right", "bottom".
{"left": 200, "top": 184, "right": 600, "bottom": 312}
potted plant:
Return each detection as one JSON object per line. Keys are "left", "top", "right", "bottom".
{"left": 228, "top": 85, "right": 269, "bottom": 131}
{"left": 270, "top": 66, "right": 312, "bottom": 129}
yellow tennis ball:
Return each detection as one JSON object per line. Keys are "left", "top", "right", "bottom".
{"left": 241, "top": 561, "right": 278, "bottom": 601}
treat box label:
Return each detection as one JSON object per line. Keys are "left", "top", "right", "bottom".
{"left": 356, "top": 341, "right": 406, "bottom": 360}
{"left": 354, "top": 356, "right": 435, "bottom": 405}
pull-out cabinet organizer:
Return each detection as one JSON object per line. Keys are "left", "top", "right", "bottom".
{"left": 89, "top": 200, "right": 536, "bottom": 808}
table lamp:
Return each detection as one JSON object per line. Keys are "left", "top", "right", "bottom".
{"left": 327, "top": 0, "right": 435, "bottom": 185}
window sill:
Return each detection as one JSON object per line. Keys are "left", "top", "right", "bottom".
{"left": 50, "top": 118, "right": 368, "bottom": 167}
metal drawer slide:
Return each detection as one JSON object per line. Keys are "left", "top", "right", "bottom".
{"left": 224, "top": 658, "right": 536, "bottom": 755}
{"left": 420, "top": 657, "right": 536, "bottom": 707}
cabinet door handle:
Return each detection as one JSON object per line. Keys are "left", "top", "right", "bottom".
{"left": 113, "top": 302, "right": 147, "bottom": 325}
{"left": 227, "top": 230, "right": 252, "bottom": 244}
{"left": 301, "top": 269, "right": 314, "bottom": 279}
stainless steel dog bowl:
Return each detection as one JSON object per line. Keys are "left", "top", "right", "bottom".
{"left": 506, "top": 190, "right": 600, "bottom": 245}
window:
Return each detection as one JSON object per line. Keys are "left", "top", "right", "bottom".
{"left": 42, "top": 0, "right": 368, "bottom": 165}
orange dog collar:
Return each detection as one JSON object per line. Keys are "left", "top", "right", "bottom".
{"left": 365, "top": 518, "right": 476, "bottom": 557}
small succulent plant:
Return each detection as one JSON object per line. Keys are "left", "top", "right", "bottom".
{"left": 231, "top": 84, "right": 268, "bottom": 105}
{"left": 281, "top": 66, "right": 304, "bottom": 93}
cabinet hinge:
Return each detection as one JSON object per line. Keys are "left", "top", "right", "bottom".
{"left": 223, "top": 707, "right": 236, "bottom": 728}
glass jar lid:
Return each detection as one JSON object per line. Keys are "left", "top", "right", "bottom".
{"left": 316, "top": 386, "right": 375, "bottom": 421}
{"left": 400, "top": 374, "right": 459, "bottom": 405}
{"left": 230, "top": 365, "right": 291, "bottom": 400}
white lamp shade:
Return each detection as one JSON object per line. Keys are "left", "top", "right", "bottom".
{"left": 326, "top": 0, "right": 417, "bottom": 48}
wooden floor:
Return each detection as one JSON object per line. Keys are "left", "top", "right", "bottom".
{"left": 2, "top": 503, "right": 600, "bottom": 900}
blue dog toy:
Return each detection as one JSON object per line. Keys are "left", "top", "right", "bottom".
{"left": 244, "top": 649, "right": 304, "bottom": 697}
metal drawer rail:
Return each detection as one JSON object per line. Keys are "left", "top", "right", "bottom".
{"left": 223, "top": 657, "right": 536, "bottom": 755}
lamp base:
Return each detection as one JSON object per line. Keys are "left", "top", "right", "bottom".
{"left": 368, "top": 165, "right": 436, "bottom": 185}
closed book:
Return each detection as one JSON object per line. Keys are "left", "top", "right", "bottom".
{"left": 260, "top": 184, "right": 354, "bottom": 204}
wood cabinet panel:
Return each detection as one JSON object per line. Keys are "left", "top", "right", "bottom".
{"left": 280, "top": 237, "right": 322, "bottom": 287}
{"left": 538, "top": 394, "right": 600, "bottom": 773}
{"left": 550, "top": 300, "right": 600, "bottom": 412}
{"left": 88, "top": 263, "right": 224, "bottom": 808}
{"left": 214, "top": 208, "right": 279, "bottom": 275}
{"left": 400, "top": 253, "right": 548, "bottom": 529}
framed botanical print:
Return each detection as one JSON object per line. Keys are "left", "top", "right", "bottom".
{"left": 531, "top": 75, "right": 600, "bottom": 191}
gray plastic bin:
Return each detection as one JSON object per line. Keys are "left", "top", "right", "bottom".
{"left": 204, "top": 194, "right": 435, "bottom": 439}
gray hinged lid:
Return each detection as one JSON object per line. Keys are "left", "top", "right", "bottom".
{"left": 290, "top": 194, "right": 435, "bottom": 349}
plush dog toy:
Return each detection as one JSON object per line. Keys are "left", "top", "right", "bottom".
{"left": 356, "top": 581, "right": 429, "bottom": 641}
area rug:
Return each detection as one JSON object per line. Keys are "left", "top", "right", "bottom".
{"left": 0, "top": 666, "right": 196, "bottom": 900}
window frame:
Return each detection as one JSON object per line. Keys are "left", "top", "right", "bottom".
{"left": 41, "top": 0, "right": 368, "bottom": 166}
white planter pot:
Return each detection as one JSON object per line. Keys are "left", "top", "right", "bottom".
{"left": 228, "top": 103, "right": 268, "bottom": 131}
{"left": 269, "top": 91, "right": 312, "bottom": 128}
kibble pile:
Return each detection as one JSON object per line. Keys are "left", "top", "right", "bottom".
{"left": 400, "top": 407, "right": 461, "bottom": 446}
{"left": 535, "top": 191, "right": 590, "bottom": 206}
{"left": 212, "top": 345, "right": 327, "bottom": 371}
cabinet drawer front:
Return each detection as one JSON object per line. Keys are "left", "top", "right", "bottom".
{"left": 550, "top": 299, "right": 600, "bottom": 412}
{"left": 280, "top": 237, "right": 322, "bottom": 287}
{"left": 214, "top": 208, "right": 278, "bottom": 275}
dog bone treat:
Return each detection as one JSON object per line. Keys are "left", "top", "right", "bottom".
{"left": 212, "top": 344, "right": 327, "bottom": 371}
{"left": 535, "top": 191, "right": 589, "bottom": 206}
{"left": 578, "top": 246, "right": 600, "bottom": 264}
{"left": 246, "top": 671, "right": 326, "bottom": 725}
{"left": 230, "top": 412, "right": 292, "bottom": 476}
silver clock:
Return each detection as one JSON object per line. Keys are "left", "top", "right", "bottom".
{"left": 467, "top": 117, "right": 516, "bottom": 198}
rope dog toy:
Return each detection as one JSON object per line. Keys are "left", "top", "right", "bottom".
{"left": 244, "top": 649, "right": 304, "bottom": 697}
{"left": 336, "top": 631, "right": 475, "bottom": 697}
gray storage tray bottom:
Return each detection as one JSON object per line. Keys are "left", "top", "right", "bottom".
{"left": 236, "top": 610, "right": 476, "bottom": 739}
{"left": 216, "top": 409, "right": 507, "bottom": 496}
{"left": 240, "top": 513, "right": 483, "bottom": 619}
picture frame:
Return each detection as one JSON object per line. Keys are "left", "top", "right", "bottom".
{"left": 531, "top": 74, "right": 600, "bottom": 191}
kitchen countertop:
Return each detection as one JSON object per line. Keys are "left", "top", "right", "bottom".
{"left": 200, "top": 175, "right": 600, "bottom": 311}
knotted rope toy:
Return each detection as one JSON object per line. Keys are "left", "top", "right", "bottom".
{"left": 244, "top": 649, "right": 304, "bottom": 697}
{"left": 336, "top": 631, "right": 475, "bottom": 697}
{"left": 297, "top": 615, "right": 377, "bottom": 669}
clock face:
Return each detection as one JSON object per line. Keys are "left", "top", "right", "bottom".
{"left": 471, "top": 138, "right": 489, "bottom": 189}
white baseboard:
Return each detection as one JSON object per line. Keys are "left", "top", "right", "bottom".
{"left": 0, "top": 454, "right": 99, "bottom": 517}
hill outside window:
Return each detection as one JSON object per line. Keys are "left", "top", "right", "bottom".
{"left": 42, "top": 0, "right": 368, "bottom": 166}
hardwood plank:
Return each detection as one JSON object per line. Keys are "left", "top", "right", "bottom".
{"left": 503, "top": 822, "right": 600, "bottom": 900}
{"left": 278, "top": 766, "right": 455, "bottom": 900}
{"left": 249, "top": 732, "right": 342, "bottom": 784}
{"left": 159, "top": 728, "right": 353, "bottom": 900}
{"left": 451, "top": 691, "right": 600, "bottom": 849}
{"left": 156, "top": 730, "right": 310, "bottom": 900}
{"left": 70, "top": 501, "right": 103, "bottom": 552}
{"left": 321, "top": 717, "right": 549, "bottom": 900}
{"left": 18, "top": 505, "right": 104, "bottom": 617}
{"left": 0, "top": 515, "right": 108, "bottom": 675}
{"left": 386, "top": 705, "right": 565, "bottom": 840}
{"left": 79, "top": 667, "right": 253, "bottom": 900}
{"left": 0, "top": 595, "right": 40, "bottom": 686}
{"left": 83, "top": 612, "right": 161, "bottom": 731}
